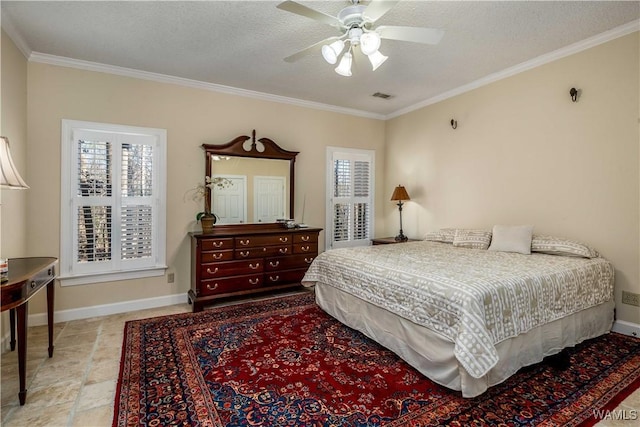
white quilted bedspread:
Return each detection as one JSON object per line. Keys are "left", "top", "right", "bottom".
{"left": 302, "top": 241, "right": 614, "bottom": 378}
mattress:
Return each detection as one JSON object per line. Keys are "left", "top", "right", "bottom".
{"left": 302, "top": 241, "right": 615, "bottom": 397}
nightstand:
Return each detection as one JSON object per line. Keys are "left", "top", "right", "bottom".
{"left": 371, "top": 237, "right": 420, "bottom": 245}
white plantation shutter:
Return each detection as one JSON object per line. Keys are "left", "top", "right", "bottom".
{"left": 327, "top": 148, "right": 375, "bottom": 249}
{"left": 61, "top": 120, "right": 166, "bottom": 285}
{"left": 120, "top": 141, "right": 154, "bottom": 263}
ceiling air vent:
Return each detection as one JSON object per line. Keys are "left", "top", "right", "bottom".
{"left": 372, "top": 92, "right": 393, "bottom": 99}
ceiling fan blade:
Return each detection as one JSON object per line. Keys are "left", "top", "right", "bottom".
{"left": 277, "top": 1, "right": 341, "bottom": 28}
{"left": 376, "top": 25, "right": 444, "bottom": 45}
{"left": 362, "top": 0, "right": 400, "bottom": 23}
{"left": 284, "top": 36, "right": 341, "bottom": 63}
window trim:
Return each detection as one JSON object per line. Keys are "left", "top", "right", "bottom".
{"left": 325, "top": 146, "right": 376, "bottom": 250}
{"left": 59, "top": 119, "right": 167, "bottom": 286}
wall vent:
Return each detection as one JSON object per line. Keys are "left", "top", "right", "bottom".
{"left": 372, "top": 92, "right": 393, "bottom": 99}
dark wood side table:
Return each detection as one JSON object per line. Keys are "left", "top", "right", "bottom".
{"left": 371, "top": 237, "right": 421, "bottom": 245}
{"left": 1, "top": 257, "right": 57, "bottom": 405}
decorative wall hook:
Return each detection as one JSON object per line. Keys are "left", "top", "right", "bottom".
{"left": 569, "top": 87, "right": 580, "bottom": 102}
{"left": 450, "top": 119, "right": 458, "bottom": 129}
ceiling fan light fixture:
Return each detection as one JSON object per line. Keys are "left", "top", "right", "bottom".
{"left": 335, "top": 50, "right": 353, "bottom": 77}
{"left": 360, "top": 31, "right": 381, "bottom": 56}
{"left": 367, "top": 50, "right": 388, "bottom": 71}
{"left": 321, "top": 39, "right": 345, "bottom": 65}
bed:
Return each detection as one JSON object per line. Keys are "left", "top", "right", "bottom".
{"left": 301, "top": 232, "right": 615, "bottom": 397}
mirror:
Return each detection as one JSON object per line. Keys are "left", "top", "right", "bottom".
{"left": 203, "top": 131, "right": 298, "bottom": 224}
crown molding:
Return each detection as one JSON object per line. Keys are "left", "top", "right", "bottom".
{"left": 28, "top": 52, "right": 385, "bottom": 120}
{"left": 1, "top": 13, "right": 32, "bottom": 59}
{"left": 386, "top": 19, "right": 640, "bottom": 119}
{"left": 9, "top": 16, "right": 638, "bottom": 122}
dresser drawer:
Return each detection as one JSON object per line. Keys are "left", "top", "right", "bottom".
{"left": 265, "top": 254, "right": 316, "bottom": 271}
{"left": 293, "top": 242, "right": 318, "bottom": 254}
{"left": 264, "top": 269, "right": 307, "bottom": 285}
{"left": 235, "top": 248, "right": 266, "bottom": 259}
{"left": 235, "top": 245, "right": 292, "bottom": 259}
{"left": 201, "top": 260, "right": 263, "bottom": 278}
{"left": 201, "top": 250, "right": 234, "bottom": 263}
{"left": 263, "top": 245, "right": 292, "bottom": 257}
{"left": 293, "top": 233, "right": 318, "bottom": 244}
{"left": 199, "top": 274, "right": 263, "bottom": 296}
{"left": 236, "top": 234, "right": 292, "bottom": 248}
{"left": 201, "top": 238, "right": 234, "bottom": 251}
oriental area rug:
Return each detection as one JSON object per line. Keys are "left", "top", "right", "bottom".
{"left": 114, "top": 292, "right": 640, "bottom": 427}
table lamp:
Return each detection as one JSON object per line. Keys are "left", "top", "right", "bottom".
{"left": 390, "top": 185, "right": 410, "bottom": 242}
{"left": 1, "top": 136, "right": 29, "bottom": 189}
{"left": 1, "top": 136, "right": 29, "bottom": 283}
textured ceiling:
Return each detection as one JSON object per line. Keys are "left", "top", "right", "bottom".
{"left": 2, "top": 1, "right": 639, "bottom": 118}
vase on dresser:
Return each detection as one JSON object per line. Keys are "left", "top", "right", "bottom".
{"left": 200, "top": 214, "right": 217, "bottom": 233}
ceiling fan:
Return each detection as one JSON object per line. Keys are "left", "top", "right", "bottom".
{"left": 277, "top": 0, "right": 444, "bottom": 76}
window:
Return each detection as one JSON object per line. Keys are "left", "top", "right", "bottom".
{"left": 60, "top": 120, "right": 167, "bottom": 285}
{"left": 326, "top": 147, "right": 375, "bottom": 250}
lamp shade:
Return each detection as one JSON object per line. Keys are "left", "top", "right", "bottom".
{"left": 334, "top": 51, "right": 353, "bottom": 77}
{"left": 321, "top": 40, "right": 345, "bottom": 65}
{"left": 0, "top": 136, "right": 29, "bottom": 189}
{"left": 360, "top": 31, "right": 381, "bottom": 56}
{"left": 390, "top": 185, "right": 410, "bottom": 201}
{"left": 367, "top": 50, "right": 388, "bottom": 71}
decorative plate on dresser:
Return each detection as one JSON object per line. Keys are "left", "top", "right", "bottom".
{"left": 189, "top": 130, "right": 321, "bottom": 311}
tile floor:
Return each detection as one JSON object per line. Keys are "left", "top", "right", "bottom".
{"left": 0, "top": 296, "right": 638, "bottom": 426}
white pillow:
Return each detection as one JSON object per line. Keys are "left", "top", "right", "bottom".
{"left": 488, "top": 225, "right": 534, "bottom": 254}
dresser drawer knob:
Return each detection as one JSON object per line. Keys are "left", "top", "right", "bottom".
{"left": 301, "top": 245, "right": 310, "bottom": 252}
{"left": 240, "top": 239, "right": 250, "bottom": 246}
{"left": 269, "top": 261, "right": 280, "bottom": 268}
{"left": 279, "top": 248, "right": 288, "bottom": 254}
{"left": 206, "top": 283, "right": 219, "bottom": 291}
{"left": 240, "top": 251, "right": 250, "bottom": 258}
{"left": 279, "top": 237, "right": 288, "bottom": 242}
{"left": 249, "top": 263, "right": 260, "bottom": 270}
{"left": 301, "top": 235, "right": 310, "bottom": 242}
{"left": 304, "top": 257, "right": 314, "bottom": 264}
{"left": 269, "top": 275, "right": 279, "bottom": 282}
{"left": 213, "top": 241, "right": 223, "bottom": 248}
{"left": 213, "top": 253, "right": 223, "bottom": 260}
{"left": 249, "top": 278, "right": 259, "bottom": 285}
{"left": 206, "top": 267, "right": 219, "bottom": 274}
{"left": 48, "top": 268, "right": 53, "bottom": 276}
{"left": 30, "top": 281, "right": 36, "bottom": 289}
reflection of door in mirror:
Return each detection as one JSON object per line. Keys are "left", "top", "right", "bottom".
{"left": 211, "top": 175, "right": 247, "bottom": 224}
{"left": 254, "top": 176, "right": 286, "bottom": 223}
{"left": 210, "top": 157, "right": 290, "bottom": 223}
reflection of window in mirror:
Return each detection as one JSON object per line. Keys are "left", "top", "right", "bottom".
{"left": 210, "top": 157, "right": 290, "bottom": 224}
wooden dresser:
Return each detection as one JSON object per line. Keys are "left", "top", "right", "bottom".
{"left": 189, "top": 224, "right": 322, "bottom": 312}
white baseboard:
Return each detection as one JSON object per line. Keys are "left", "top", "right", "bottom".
{"left": 612, "top": 319, "right": 640, "bottom": 338}
{"left": 2, "top": 293, "right": 188, "bottom": 352}
{"left": 30, "top": 292, "right": 189, "bottom": 326}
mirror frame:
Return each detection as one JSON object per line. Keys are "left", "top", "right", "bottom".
{"left": 202, "top": 130, "right": 299, "bottom": 222}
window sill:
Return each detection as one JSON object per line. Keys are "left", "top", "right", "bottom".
{"left": 59, "top": 266, "right": 167, "bottom": 287}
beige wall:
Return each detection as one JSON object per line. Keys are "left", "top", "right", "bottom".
{"left": 1, "top": 30, "right": 29, "bottom": 339}
{"left": 24, "top": 61, "right": 385, "bottom": 313}
{"left": 1, "top": 30, "right": 28, "bottom": 258}
{"left": 385, "top": 32, "right": 640, "bottom": 323}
